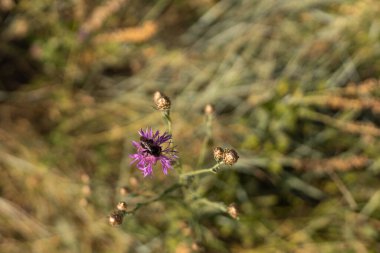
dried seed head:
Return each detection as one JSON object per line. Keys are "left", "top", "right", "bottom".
{"left": 119, "top": 186, "right": 130, "bottom": 196}
{"left": 153, "top": 91, "right": 162, "bottom": 103}
{"left": 213, "top": 147, "right": 224, "bottom": 162}
{"left": 116, "top": 201, "right": 128, "bottom": 211}
{"left": 204, "top": 104, "right": 215, "bottom": 115}
{"left": 227, "top": 203, "right": 238, "bottom": 219}
{"left": 223, "top": 149, "right": 239, "bottom": 166}
{"left": 108, "top": 210, "right": 125, "bottom": 226}
{"left": 156, "top": 96, "right": 171, "bottom": 111}
{"left": 153, "top": 91, "right": 171, "bottom": 111}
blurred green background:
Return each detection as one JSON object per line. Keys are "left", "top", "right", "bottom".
{"left": 1, "top": 0, "right": 380, "bottom": 252}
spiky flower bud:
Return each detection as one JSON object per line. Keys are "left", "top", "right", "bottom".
{"left": 223, "top": 149, "right": 239, "bottom": 166}
{"left": 227, "top": 203, "right": 238, "bottom": 219}
{"left": 153, "top": 91, "right": 171, "bottom": 111}
{"left": 108, "top": 210, "right": 125, "bottom": 226}
{"left": 116, "top": 201, "right": 128, "bottom": 211}
{"left": 213, "top": 147, "right": 224, "bottom": 162}
{"left": 204, "top": 104, "right": 215, "bottom": 115}
{"left": 156, "top": 96, "right": 171, "bottom": 111}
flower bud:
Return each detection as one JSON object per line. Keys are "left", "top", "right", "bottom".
{"left": 153, "top": 91, "right": 171, "bottom": 111}
{"left": 204, "top": 104, "right": 215, "bottom": 115}
{"left": 153, "top": 91, "right": 163, "bottom": 103}
{"left": 227, "top": 203, "right": 238, "bottom": 219}
{"left": 116, "top": 201, "right": 128, "bottom": 211}
{"left": 108, "top": 210, "right": 125, "bottom": 226}
{"left": 223, "top": 149, "right": 239, "bottom": 166}
{"left": 119, "top": 186, "right": 130, "bottom": 196}
{"left": 213, "top": 147, "right": 224, "bottom": 162}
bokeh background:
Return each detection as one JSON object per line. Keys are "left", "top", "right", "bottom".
{"left": 1, "top": 0, "right": 380, "bottom": 252}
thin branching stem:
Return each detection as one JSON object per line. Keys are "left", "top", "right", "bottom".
{"left": 197, "top": 113, "right": 213, "bottom": 167}
{"left": 126, "top": 183, "right": 182, "bottom": 214}
{"left": 328, "top": 170, "right": 358, "bottom": 210}
{"left": 180, "top": 163, "right": 221, "bottom": 178}
{"left": 162, "top": 110, "right": 172, "bottom": 134}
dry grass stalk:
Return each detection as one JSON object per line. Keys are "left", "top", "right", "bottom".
{"left": 291, "top": 79, "right": 380, "bottom": 113}
{"left": 301, "top": 109, "right": 380, "bottom": 136}
{"left": 0, "top": 197, "right": 50, "bottom": 239}
{"left": 81, "top": 0, "right": 128, "bottom": 35}
{"left": 94, "top": 21, "right": 157, "bottom": 44}
{"left": 326, "top": 96, "right": 380, "bottom": 114}
{"left": 342, "top": 79, "right": 379, "bottom": 96}
{"left": 292, "top": 156, "right": 369, "bottom": 172}
{"left": 295, "top": 95, "right": 380, "bottom": 114}
{"left": 338, "top": 120, "right": 380, "bottom": 136}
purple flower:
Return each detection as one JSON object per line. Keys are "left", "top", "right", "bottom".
{"left": 130, "top": 128, "right": 177, "bottom": 177}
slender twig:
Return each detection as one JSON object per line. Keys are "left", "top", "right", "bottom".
{"left": 180, "top": 163, "right": 221, "bottom": 178}
{"left": 197, "top": 113, "right": 213, "bottom": 167}
{"left": 162, "top": 110, "right": 172, "bottom": 134}
{"left": 327, "top": 170, "right": 358, "bottom": 210}
{"left": 126, "top": 183, "right": 182, "bottom": 214}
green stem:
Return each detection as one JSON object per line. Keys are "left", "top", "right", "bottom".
{"left": 163, "top": 110, "right": 172, "bottom": 134}
{"left": 180, "top": 163, "right": 221, "bottom": 178}
{"left": 197, "top": 114, "right": 213, "bottom": 167}
{"left": 126, "top": 183, "right": 182, "bottom": 214}
{"left": 327, "top": 170, "right": 358, "bottom": 210}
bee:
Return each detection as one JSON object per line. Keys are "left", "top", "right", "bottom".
{"left": 140, "top": 136, "right": 162, "bottom": 157}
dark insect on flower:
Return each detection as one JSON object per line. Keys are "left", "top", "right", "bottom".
{"left": 130, "top": 128, "right": 177, "bottom": 177}
{"left": 140, "top": 136, "right": 162, "bottom": 157}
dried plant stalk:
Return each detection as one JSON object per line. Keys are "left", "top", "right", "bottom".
{"left": 292, "top": 156, "right": 369, "bottom": 172}
{"left": 94, "top": 21, "right": 157, "bottom": 44}
{"left": 81, "top": 0, "right": 128, "bottom": 35}
{"left": 301, "top": 109, "right": 380, "bottom": 136}
{"left": 0, "top": 197, "right": 50, "bottom": 239}
{"left": 292, "top": 95, "right": 380, "bottom": 114}
{"left": 342, "top": 79, "right": 379, "bottom": 96}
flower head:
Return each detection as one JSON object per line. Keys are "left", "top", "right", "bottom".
{"left": 130, "top": 128, "right": 177, "bottom": 177}
{"left": 213, "top": 147, "right": 224, "bottom": 162}
{"left": 116, "top": 201, "right": 128, "bottom": 211}
{"left": 223, "top": 148, "right": 239, "bottom": 166}
{"left": 153, "top": 91, "right": 171, "bottom": 111}
{"left": 227, "top": 203, "right": 239, "bottom": 219}
{"left": 108, "top": 210, "right": 125, "bottom": 226}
